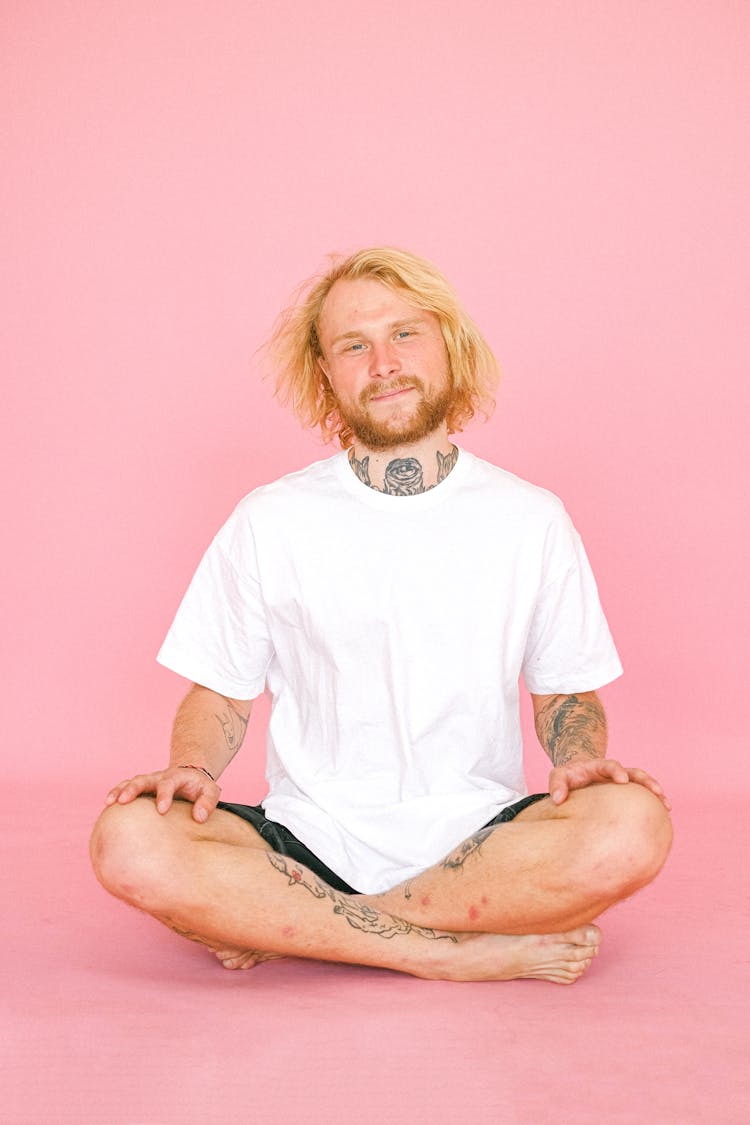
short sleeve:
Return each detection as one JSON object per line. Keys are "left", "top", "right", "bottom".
{"left": 522, "top": 514, "right": 623, "bottom": 695}
{"left": 156, "top": 504, "right": 274, "bottom": 699}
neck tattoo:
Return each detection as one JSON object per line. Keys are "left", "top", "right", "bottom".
{"left": 348, "top": 446, "right": 458, "bottom": 496}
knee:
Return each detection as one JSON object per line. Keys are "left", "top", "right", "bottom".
{"left": 89, "top": 797, "right": 176, "bottom": 910}
{"left": 577, "top": 782, "right": 673, "bottom": 897}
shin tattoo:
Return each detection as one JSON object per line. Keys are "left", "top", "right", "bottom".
{"left": 267, "top": 853, "right": 457, "bottom": 943}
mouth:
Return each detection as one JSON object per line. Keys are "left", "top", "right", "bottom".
{"left": 369, "top": 386, "right": 416, "bottom": 403}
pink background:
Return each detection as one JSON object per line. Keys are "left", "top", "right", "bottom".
{"left": 4, "top": 1, "right": 747, "bottom": 798}
{"left": 3, "top": 3, "right": 748, "bottom": 1123}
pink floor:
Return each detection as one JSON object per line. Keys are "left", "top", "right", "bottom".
{"left": 4, "top": 786, "right": 747, "bottom": 1125}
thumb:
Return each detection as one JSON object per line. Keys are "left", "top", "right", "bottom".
{"left": 548, "top": 770, "right": 569, "bottom": 805}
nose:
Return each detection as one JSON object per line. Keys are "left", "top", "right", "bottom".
{"left": 369, "top": 340, "right": 401, "bottom": 379}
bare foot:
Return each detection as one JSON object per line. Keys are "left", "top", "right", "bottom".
{"left": 208, "top": 926, "right": 599, "bottom": 982}
{"left": 210, "top": 947, "right": 287, "bottom": 970}
{"left": 416, "top": 924, "right": 602, "bottom": 984}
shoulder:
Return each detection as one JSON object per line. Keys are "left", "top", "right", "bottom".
{"left": 213, "top": 453, "right": 345, "bottom": 550}
{"left": 461, "top": 450, "right": 569, "bottom": 523}
{"left": 232, "top": 453, "right": 343, "bottom": 515}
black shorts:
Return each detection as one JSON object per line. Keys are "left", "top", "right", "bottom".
{"left": 217, "top": 792, "right": 549, "bottom": 896}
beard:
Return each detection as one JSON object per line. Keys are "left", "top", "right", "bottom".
{"left": 337, "top": 376, "right": 453, "bottom": 451}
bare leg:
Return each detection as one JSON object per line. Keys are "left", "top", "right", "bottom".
{"left": 90, "top": 797, "right": 605, "bottom": 983}
{"left": 371, "top": 782, "right": 673, "bottom": 934}
{"left": 211, "top": 782, "right": 671, "bottom": 974}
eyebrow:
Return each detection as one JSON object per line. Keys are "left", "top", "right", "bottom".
{"left": 330, "top": 317, "right": 426, "bottom": 348}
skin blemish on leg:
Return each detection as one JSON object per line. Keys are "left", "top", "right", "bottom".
{"left": 481, "top": 896, "right": 488, "bottom": 905}
{"left": 281, "top": 925, "right": 296, "bottom": 938}
{"left": 468, "top": 905, "right": 480, "bottom": 922}
{"left": 420, "top": 895, "right": 431, "bottom": 907}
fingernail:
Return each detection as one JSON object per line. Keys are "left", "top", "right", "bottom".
{"left": 195, "top": 807, "right": 207, "bottom": 822}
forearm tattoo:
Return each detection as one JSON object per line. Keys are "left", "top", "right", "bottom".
{"left": 215, "top": 700, "right": 249, "bottom": 752}
{"left": 267, "top": 853, "right": 457, "bottom": 943}
{"left": 348, "top": 446, "right": 458, "bottom": 496}
{"left": 535, "top": 694, "right": 608, "bottom": 767}
{"left": 441, "top": 827, "right": 494, "bottom": 871}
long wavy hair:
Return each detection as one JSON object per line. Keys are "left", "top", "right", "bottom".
{"left": 268, "top": 247, "right": 500, "bottom": 448}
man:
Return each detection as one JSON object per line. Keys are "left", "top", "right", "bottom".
{"left": 90, "top": 247, "right": 672, "bottom": 984}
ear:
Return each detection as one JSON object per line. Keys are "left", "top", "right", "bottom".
{"left": 317, "top": 354, "right": 330, "bottom": 382}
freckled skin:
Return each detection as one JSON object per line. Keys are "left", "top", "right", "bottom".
{"left": 421, "top": 895, "right": 431, "bottom": 907}
{"left": 469, "top": 905, "right": 480, "bottom": 921}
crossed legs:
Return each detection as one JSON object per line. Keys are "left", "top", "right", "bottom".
{"left": 89, "top": 782, "right": 672, "bottom": 984}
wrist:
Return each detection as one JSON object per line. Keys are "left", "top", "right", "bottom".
{"left": 179, "top": 763, "right": 217, "bottom": 783}
{"left": 550, "top": 750, "right": 604, "bottom": 770}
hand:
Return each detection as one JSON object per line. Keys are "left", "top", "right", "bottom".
{"left": 548, "top": 757, "right": 671, "bottom": 810}
{"left": 104, "top": 766, "right": 222, "bottom": 823}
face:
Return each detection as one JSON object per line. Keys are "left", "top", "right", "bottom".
{"left": 317, "top": 277, "right": 453, "bottom": 451}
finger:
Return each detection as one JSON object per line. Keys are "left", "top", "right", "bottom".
{"left": 111, "top": 774, "right": 158, "bottom": 805}
{"left": 549, "top": 772, "right": 570, "bottom": 804}
{"left": 154, "top": 776, "right": 177, "bottom": 815}
{"left": 105, "top": 780, "right": 132, "bottom": 805}
{"left": 191, "top": 788, "right": 219, "bottom": 824}
{"left": 190, "top": 776, "right": 222, "bottom": 823}
{"left": 556, "top": 762, "right": 604, "bottom": 791}
{"left": 595, "top": 759, "right": 630, "bottom": 784}
{"left": 551, "top": 758, "right": 623, "bottom": 802}
{"left": 626, "top": 767, "right": 662, "bottom": 791}
{"left": 625, "top": 769, "right": 672, "bottom": 809}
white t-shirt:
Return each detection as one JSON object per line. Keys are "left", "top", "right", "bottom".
{"left": 157, "top": 449, "right": 622, "bottom": 893}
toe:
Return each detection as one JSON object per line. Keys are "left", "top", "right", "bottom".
{"left": 567, "top": 944, "right": 596, "bottom": 962}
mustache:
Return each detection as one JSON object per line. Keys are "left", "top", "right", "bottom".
{"left": 359, "top": 377, "right": 424, "bottom": 405}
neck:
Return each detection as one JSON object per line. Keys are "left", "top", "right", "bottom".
{"left": 347, "top": 430, "right": 458, "bottom": 496}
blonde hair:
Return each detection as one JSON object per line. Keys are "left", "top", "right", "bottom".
{"left": 269, "top": 246, "right": 500, "bottom": 448}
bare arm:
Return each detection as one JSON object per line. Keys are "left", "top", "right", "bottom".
{"left": 532, "top": 690, "right": 608, "bottom": 767}
{"left": 169, "top": 684, "right": 252, "bottom": 778}
{"left": 104, "top": 684, "right": 254, "bottom": 823}
{"left": 530, "top": 690, "right": 670, "bottom": 808}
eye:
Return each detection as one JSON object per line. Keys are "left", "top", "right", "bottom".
{"left": 348, "top": 342, "right": 366, "bottom": 352}
{"left": 395, "top": 329, "right": 414, "bottom": 340}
